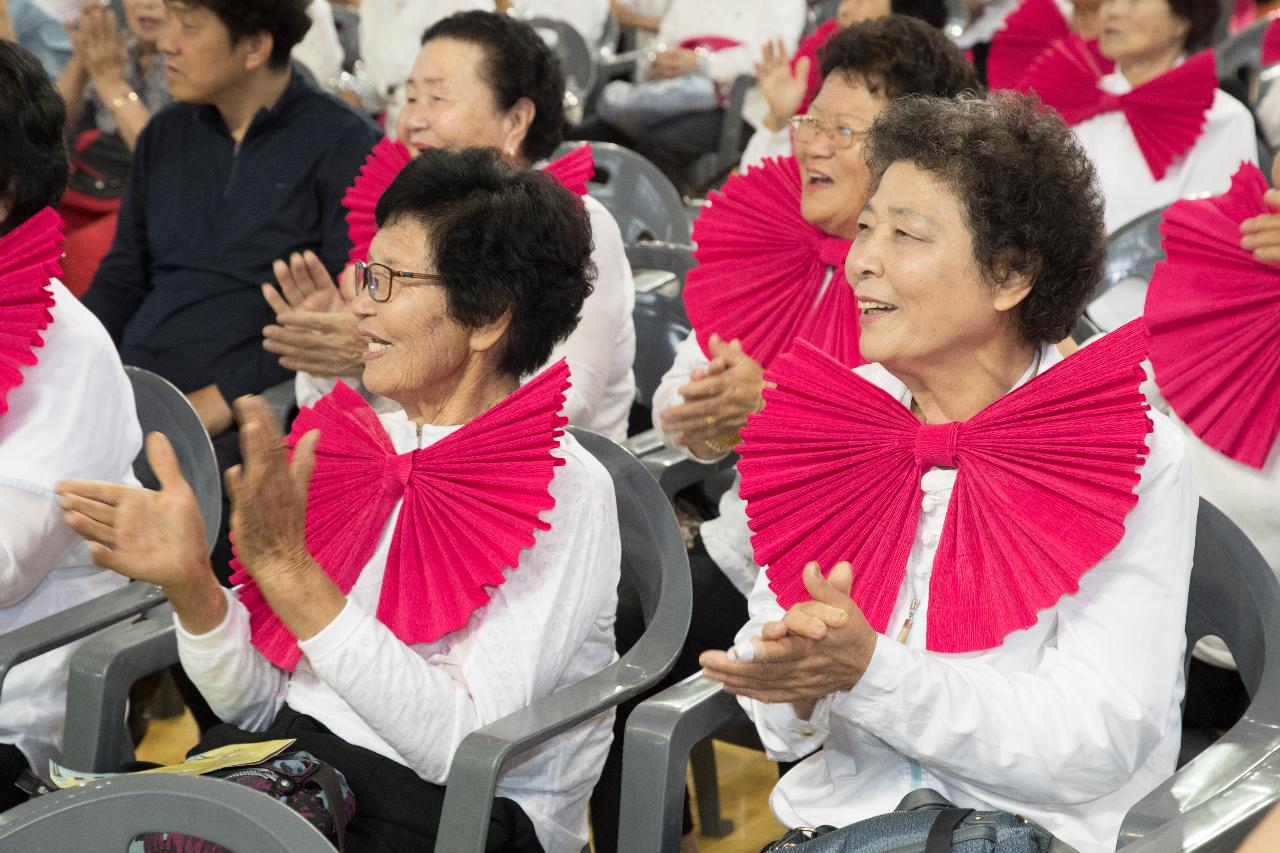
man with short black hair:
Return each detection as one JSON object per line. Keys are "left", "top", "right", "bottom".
{"left": 84, "top": 0, "right": 379, "bottom": 580}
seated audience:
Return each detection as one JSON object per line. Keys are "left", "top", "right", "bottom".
{"left": 82, "top": 0, "right": 379, "bottom": 581}
{"left": 586, "top": 18, "right": 979, "bottom": 851}
{"left": 0, "top": 39, "right": 142, "bottom": 813}
{"left": 700, "top": 93, "right": 1196, "bottom": 853}
{"left": 1061, "top": 0, "right": 1256, "bottom": 232}
{"left": 57, "top": 0, "right": 170, "bottom": 151}
{"left": 741, "top": 0, "right": 951, "bottom": 168}
{"left": 0, "top": 0, "right": 72, "bottom": 79}
{"left": 265, "top": 11, "right": 637, "bottom": 442}
{"left": 59, "top": 147, "right": 621, "bottom": 853}
{"left": 586, "top": 0, "right": 806, "bottom": 187}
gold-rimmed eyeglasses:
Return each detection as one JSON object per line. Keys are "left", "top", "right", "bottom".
{"left": 354, "top": 260, "right": 445, "bottom": 303}
{"left": 788, "top": 114, "right": 870, "bottom": 150}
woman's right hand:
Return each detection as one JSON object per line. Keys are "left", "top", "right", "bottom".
{"left": 261, "top": 251, "right": 364, "bottom": 377}
{"left": 755, "top": 37, "right": 808, "bottom": 133}
{"left": 72, "top": 4, "right": 128, "bottom": 88}
{"left": 658, "top": 335, "right": 766, "bottom": 458}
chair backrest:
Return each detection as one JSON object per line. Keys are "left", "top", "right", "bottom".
{"left": 1078, "top": 205, "right": 1166, "bottom": 337}
{"left": 0, "top": 773, "right": 334, "bottom": 852}
{"left": 1217, "top": 15, "right": 1268, "bottom": 95}
{"left": 563, "top": 141, "right": 692, "bottom": 244}
{"left": 567, "top": 428, "right": 690, "bottom": 631}
{"left": 528, "top": 16, "right": 599, "bottom": 104}
{"left": 124, "top": 366, "right": 221, "bottom": 554}
{"left": 631, "top": 290, "right": 691, "bottom": 411}
{"left": 1118, "top": 499, "right": 1280, "bottom": 847}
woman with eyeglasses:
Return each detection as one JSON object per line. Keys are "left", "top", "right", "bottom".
{"left": 588, "top": 17, "right": 980, "bottom": 852}
{"left": 59, "top": 148, "right": 620, "bottom": 853}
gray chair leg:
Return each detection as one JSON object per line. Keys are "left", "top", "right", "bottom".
{"left": 689, "top": 737, "right": 733, "bottom": 838}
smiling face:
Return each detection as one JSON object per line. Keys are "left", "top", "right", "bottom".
{"left": 847, "top": 161, "right": 1030, "bottom": 372}
{"left": 124, "top": 0, "right": 168, "bottom": 47}
{"left": 157, "top": 2, "right": 262, "bottom": 104}
{"left": 795, "top": 73, "right": 888, "bottom": 241}
{"left": 395, "top": 37, "right": 532, "bottom": 164}
{"left": 1098, "top": 0, "right": 1190, "bottom": 70}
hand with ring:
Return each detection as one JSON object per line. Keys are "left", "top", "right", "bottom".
{"left": 659, "top": 334, "right": 767, "bottom": 459}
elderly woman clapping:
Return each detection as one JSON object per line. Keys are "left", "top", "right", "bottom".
{"left": 701, "top": 94, "right": 1197, "bottom": 853}
{"left": 58, "top": 147, "right": 621, "bottom": 853}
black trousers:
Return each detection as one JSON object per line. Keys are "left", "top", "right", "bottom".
{"left": 0, "top": 743, "right": 30, "bottom": 813}
{"left": 589, "top": 534, "right": 750, "bottom": 852}
{"left": 194, "top": 706, "right": 543, "bottom": 853}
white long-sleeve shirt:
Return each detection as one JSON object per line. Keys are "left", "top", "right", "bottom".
{"left": 176, "top": 419, "right": 621, "bottom": 853}
{"left": 518, "top": 0, "right": 612, "bottom": 45}
{"left": 297, "top": 195, "right": 636, "bottom": 442}
{"left": 1073, "top": 70, "right": 1258, "bottom": 234}
{"left": 652, "top": 0, "right": 805, "bottom": 127}
{"left": 0, "top": 281, "right": 140, "bottom": 777}
{"left": 357, "top": 0, "right": 492, "bottom": 103}
{"left": 736, "top": 345, "right": 1198, "bottom": 853}
{"left": 292, "top": 0, "right": 345, "bottom": 88}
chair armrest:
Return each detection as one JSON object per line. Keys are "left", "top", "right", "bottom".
{"left": 715, "top": 75, "right": 755, "bottom": 162}
{"left": 601, "top": 50, "right": 641, "bottom": 79}
{"left": 0, "top": 583, "right": 166, "bottom": 700}
{"left": 60, "top": 619, "right": 179, "bottom": 772}
{"left": 634, "top": 440, "right": 737, "bottom": 500}
{"left": 617, "top": 674, "right": 741, "bottom": 853}
{"left": 1119, "top": 709, "right": 1280, "bottom": 847}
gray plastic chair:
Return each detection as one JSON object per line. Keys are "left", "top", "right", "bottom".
{"left": 619, "top": 499, "right": 1280, "bottom": 853}
{"left": 529, "top": 16, "right": 599, "bottom": 108}
{"left": 55, "top": 427, "right": 693, "bottom": 853}
{"left": 0, "top": 773, "right": 333, "bottom": 852}
{"left": 1216, "top": 16, "right": 1267, "bottom": 97}
{"left": 561, "top": 141, "right": 693, "bottom": 244}
{"left": 1073, "top": 205, "right": 1166, "bottom": 342}
{"left": 684, "top": 75, "right": 756, "bottom": 195}
{"left": 625, "top": 240, "right": 696, "bottom": 298}
{"left": 0, "top": 366, "right": 219, "bottom": 710}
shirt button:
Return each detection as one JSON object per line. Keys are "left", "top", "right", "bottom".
{"left": 924, "top": 533, "right": 940, "bottom": 548}
{"left": 921, "top": 496, "right": 938, "bottom": 512}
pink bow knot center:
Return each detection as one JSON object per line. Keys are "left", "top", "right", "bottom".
{"left": 914, "top": 421, "right": 961, "bottom": 469}
{"left": 1098, "top": 92, "right": 1123, "bottom": 114}
{"left": 381, "top": 452, "right": 414, "bottom": 499}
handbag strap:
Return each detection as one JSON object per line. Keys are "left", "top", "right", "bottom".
{"left": 307, "top": 763, "right": 349, "bottom": 853}
{"left": 925, "top": 808, "right": 974, "bottom": 853}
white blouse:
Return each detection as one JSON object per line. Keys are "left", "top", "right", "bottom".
{"left": 735, "top": 345, "right": 1199, "bottom": 853}
{"left": 1073, "top": 70, "right": 1258, "bottom": 234}
{"left": 357, "top": 0, "right": 493, "bottom": 102}
{"left": 0, "top": 280, "right": 140, "bottom": 778}
{"left": 176, "top": 418, "right": 621, "bottom": 853}
{"left": 297, "top": 195, "right": 637, "bottom": 442}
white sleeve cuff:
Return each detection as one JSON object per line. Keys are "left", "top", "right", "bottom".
{"left": 173, "top": 587, "right": 246, "bottom": 652}
{"left": 833, "top": 634, "right": 904, "bottom": 720}
{"left": 297, "top": 597, "right": 367, "bottom": 664}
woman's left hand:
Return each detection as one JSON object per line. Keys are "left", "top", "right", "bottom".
{"left": 224, "top": 395, "right": 320, "bottom": 584}
{"left": 700, "top": 562, "right": 878, "bottom": 704}
{"left": 649, "top": 47, "right": 699, "bottom": 80}
{"left": 74, "top": 5, "right": 128, "bottom": 87}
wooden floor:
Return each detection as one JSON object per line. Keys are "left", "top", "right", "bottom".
{"left": 138, "top": 712, "right": 785, "bottom": 851}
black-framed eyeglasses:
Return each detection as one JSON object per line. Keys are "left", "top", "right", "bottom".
{"left": 788, "top": 114, "right": 870, "bottom": 150}
{"left": 354, "top": 260, "right": 446, "bottom": 303}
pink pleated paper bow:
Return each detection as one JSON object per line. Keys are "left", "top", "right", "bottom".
{"left": 1022, "top": 41, "right": 1216, "bottom": 180}
{"left": 1146, "top": 162, "right": 1280, "bottom": 468}
{"left": 342, "top": 140, "right": 596, "bottom": 264}
{"left": 685, "top": 156, "right": 863, "bottom": 371}
{"left": 738, "top": 319, "right": 1152, "bottom": 653}
{"left": 987, "top": 0, "right": 1112, "bottom": 90}
{"left": 1262, "top": 16, "right": 1280, "bottom": 66}
{"left": 231, "top": 360, "right": 570, "bottom": 671}
{"left": 0, "top": 207, "right": 65, "bottom": 417}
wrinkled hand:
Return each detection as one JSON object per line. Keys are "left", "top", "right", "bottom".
{"left": 659, "top": 334, "right": 765, "bottom": 458}
{"left": 1240, "top": 158, "right": 1280, "bottom": 265}
{"left": 649, "top": 47, "right": 699, "bottom": 80}
{"left": 223, "top": 396, "right": 320, "bottom": 583}
{"left": 261, "top": 252, "right": 363, "bottom": 376}
{"left": 755, "top": 37, "right": 807, "bottom": 132}
{"left": 72, "top": 5, "right": 127, "bottom": 85}
{"left": 700, "top": 562, "right": 878, "bottom": 705}
{"left": 57, "top": 432, "right": 211, "bottom": 588}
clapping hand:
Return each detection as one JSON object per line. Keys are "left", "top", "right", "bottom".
{"left": 659, "top": 334, "right": 766, "bottom": 458}
{"left": 71, "top": 4, "right": 127, "bottom": 87}
{"left": 700, "top": 562, "right": 877, "bottom": 709}
{"left": 755, "top": 37, "right": 808, "bottom": 132}
{"left": 261, "top": 251, "right": 364, "bottom": 377}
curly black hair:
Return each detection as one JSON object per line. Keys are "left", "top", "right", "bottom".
{"left": 1167, "top": 0, "right": 1220, "bottom": 52}
{"left": 889, "top": 0, "right": 950, "bottom": 30}
{"left": 863, "top": 92, "right": 1106, "bottom": 344}
{"left": 420, "top": 12, "right": 566, "bottom": 163}
{"left": 819, "top": 16, "right": 982, "bottom": 101}
{"left": 174, "top": 0, "right": 312, "bottom": 69}
{"left": 0, "top": 41, "right": 67, "bottom": 235}
{"left": 374, "top": 147, "right": 595, "bottom": 379}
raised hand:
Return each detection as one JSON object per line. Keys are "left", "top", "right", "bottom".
{"left": 659, "top": 334, "right": 765, "bottom": 457}
{"left": 755, "top": 37, "right": 808, "bottom": 132}
{"left": 261, "top": 252, "right": 363, "bottom": 376}
{"left": 74, "top": 4, "right": 127, "bottom": 87}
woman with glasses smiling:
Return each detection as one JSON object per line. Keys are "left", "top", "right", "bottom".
{"left": 59, "top": 148, "right": 620, "bottom": 853}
